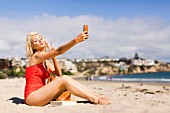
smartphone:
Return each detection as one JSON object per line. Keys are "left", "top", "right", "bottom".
{"left": 83, "top": 25, "right": 88, "bottom": 33}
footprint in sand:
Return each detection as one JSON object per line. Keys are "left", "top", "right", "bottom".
{"left": 135, "top": 89, "right": 155, "bottom": 94}
{"left": 163, "top": 86, "right": 169, "bottom": 91}
{"left": 119, "top": 84, "right": 131, "bottom": 89}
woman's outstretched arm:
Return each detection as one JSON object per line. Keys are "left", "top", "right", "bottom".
{"left": 34, "top": 31, "right": 88, "bottom": 64}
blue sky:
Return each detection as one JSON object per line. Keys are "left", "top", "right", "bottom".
{"left": 0, "top": 0, "right": 169, "bottom": 20}
{"left": 0, "top": 0, "right": 170, "bottom": 62}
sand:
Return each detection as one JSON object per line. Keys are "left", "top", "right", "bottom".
{"left": 0, "top": 77, "right": 170, "bottom": 113}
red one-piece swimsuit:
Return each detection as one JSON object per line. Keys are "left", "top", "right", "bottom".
{"left": 24, "top": 63, "right": 50, "bottom": 100}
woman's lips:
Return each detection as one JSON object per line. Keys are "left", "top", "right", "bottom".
{"left": 40, "top": 42, "right": 44, "bottom": 45}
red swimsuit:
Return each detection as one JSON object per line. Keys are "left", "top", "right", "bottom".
{"left": 24, "top": 63, "right": 50, "bottom": 100}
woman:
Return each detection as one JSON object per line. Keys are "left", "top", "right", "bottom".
{"left": 24, "top": 31, "right": 111, "bottom": 106}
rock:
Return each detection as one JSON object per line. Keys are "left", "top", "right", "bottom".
{"left": 98, "top": 66, "right": 114, "bottom": 75}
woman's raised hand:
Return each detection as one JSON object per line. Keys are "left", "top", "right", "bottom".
{"left": 75, "top": 31, "right": 89, "bottom": 43}
{"left": 49, "top": 44, "right": 55, "bottom": 52}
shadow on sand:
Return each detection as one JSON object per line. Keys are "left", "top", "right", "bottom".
{"left": 77, "top": 100, "right": 92, "bottom": 104}
{"left": 7, "top": 97, "right": 92, "bottom": 105}
{"left": 7, "top": 97, "right": 25, "bottom": 105}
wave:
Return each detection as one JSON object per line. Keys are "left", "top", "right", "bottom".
{"left": 107, "top": 78, "right": 170, "bottom": 82}
{"left": 95, "top": 74, "right": 170, "bottom": 82}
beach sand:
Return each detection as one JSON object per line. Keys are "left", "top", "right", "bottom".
{"left": 0, "top": 77, "right": 170, "bottom": 113}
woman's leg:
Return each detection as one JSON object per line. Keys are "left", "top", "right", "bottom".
{"left": 25, "top": 76, "right": 110, "bottom": 106}
{"left": 63, "top": 75, "right": 101, "bottom": 98}
{"left": 62, "top": 76, "right": 110, "bottom": 103}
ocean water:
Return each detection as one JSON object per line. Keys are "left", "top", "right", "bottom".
{"left": 95, "top": 72, "right": 170, "bottom": 83}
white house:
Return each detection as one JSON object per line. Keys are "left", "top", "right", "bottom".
{"left": 132, "top": 59, "right": 155, "bottom": 66}
{"left": 58, "top": 58, "right": 78, "bottom": 73}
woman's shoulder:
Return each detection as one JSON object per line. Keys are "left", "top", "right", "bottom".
{"left": 27, "top": 53, "right": 43, "bottom": 67}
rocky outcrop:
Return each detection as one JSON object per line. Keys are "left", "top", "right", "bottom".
{"left": 74, "top": 61, "right": 170, "bottom": 76}
{"left": 97, "top": 66, "right": 114, "bottom": 75}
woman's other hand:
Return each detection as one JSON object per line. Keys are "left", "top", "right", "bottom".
{"left": 75, "top": 31, "right": 89, "bottom": 43}
{"left": 49, "top": 45, "right": 55, "bottom": 52}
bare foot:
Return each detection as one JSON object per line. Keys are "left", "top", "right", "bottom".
{"left": 91, "top": 97, "right": 111, "bottom": 105}
{"left": 99, "top": 96, "right": 109, "bottom": 101}
{"left": 98, "top": 97, "right": 111, "bottom": 105}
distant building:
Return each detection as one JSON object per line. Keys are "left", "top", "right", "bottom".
{"left": 142, "top": 59, "right": 155, "bottom": 66}
{"left": 132, "top": 59, "right": 143, "bottom": 66}
{"left": 134, "top": 53, "right": 140, "bottom": 59}
{"left": 58, "top": 58, "right": 77, "bottom": 73}
{"left": 86, "top": 59, "right": 98, "bottom": 62}
{"left": 11, "top": 57, "right": 22, "bottom": 67}
{"left": 74, "top": 58, "right": 84, "bottom": 62}
{"left": 74, "top": 58, "right": 98, "bottom": 62}
{"left": 131, "top": 52, "right": 155, "bottom": 66}
{"left": 0, "top": 58, "right": 9, "bottom": 69}
{"left": 98, "top": 56, "right": 113, "bottom": 62}
{"left": 21, "top": 58, "right": 28, "bottom": 67}
{"left": 132, "top": 59, "right": 155, "bottom": 66}
{"left": 74, "top": 57, "right": 116, "bottom": 63}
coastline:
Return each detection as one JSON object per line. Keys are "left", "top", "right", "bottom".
{"left": 0, "top": 77, "right": 170, "bottom": 113}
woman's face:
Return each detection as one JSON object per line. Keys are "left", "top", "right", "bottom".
{"left": 31, "top": 34, "right": 46, "bottom": 51}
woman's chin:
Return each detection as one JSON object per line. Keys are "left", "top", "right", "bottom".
{"left": 37, "top": 46, "right": 46, "bottom": 51}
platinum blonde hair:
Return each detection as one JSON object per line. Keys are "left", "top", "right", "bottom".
{"left": 26, "top": 32, "right": 49, "bottom": 57}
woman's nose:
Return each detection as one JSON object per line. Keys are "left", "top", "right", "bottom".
{"left": 39, "top": 39, "right": 42, "bottom": 42}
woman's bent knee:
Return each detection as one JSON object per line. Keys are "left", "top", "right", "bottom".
{"left": 59, "top": 76, "right": 71, "bottom": 85}
{"left": 60, "top": 75, "right": 70, "bottom": 80}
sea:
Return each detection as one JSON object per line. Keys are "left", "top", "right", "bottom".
{"left": 95, "top": 72, "right": 170, "bottom": 83}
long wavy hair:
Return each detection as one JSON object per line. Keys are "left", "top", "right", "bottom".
{"left": 26, "top": 32, "right": 49, "bottom": 57}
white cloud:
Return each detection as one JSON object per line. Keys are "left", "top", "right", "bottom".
{"left": 0, "top": 14, "right": 170, "bottom": 61}
{"left": 0, "top": 40, "right": 10, "bottom": 51}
